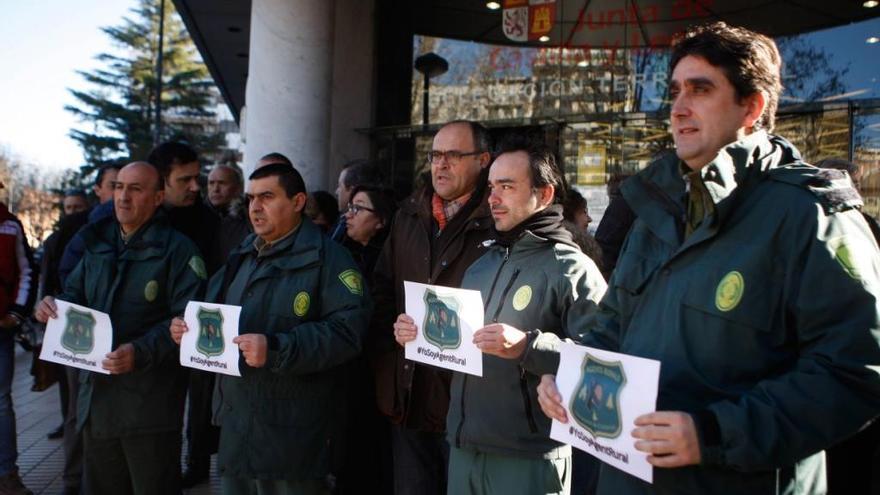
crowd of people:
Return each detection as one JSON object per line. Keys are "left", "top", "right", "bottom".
{"left": 0, "top": 20, "right": 878, "bottom": 495}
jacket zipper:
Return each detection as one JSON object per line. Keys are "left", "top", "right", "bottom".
{"left": 520, "top": 367, "right": 539, "bottom": 433}
{"left": 489, "top": 268, "right": 537, "bottom": 433}
{"left": 456, "top": 247, "right": 510, "bottom": 448}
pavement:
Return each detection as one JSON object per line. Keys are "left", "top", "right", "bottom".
{"left": 10, "top": 344, "right": 221, "bottom": 494}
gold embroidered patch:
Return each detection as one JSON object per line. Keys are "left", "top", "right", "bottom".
{"left": 144, "top": 280, "right": 159, "bottom": 302}
{"left": 512, "top": 285, "right": 532, "bottom": 311}
{"left": 293, "top": 292, "right": 310, "bottom": 317}
{"left": 338, "top": 269, "right": 363, "bottom": 295}
{"left": 715, "top": 271, "right": 744, "bottom": 312}
{"left": 188, "top": 256, "right": 207, "bottom": 280}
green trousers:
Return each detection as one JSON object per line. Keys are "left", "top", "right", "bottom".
{"left": 221, "top": 476, "right": 331, "bottom": 495}
{"left": 447, "top": 446, "right": 571, "bottom": 495}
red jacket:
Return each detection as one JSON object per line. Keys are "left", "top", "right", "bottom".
{"left": 0, "top": 203, "right": 36, "bottom": 319}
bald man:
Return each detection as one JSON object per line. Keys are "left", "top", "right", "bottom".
{"left": 36, "top": 162, "right": 206, "bottom": 495}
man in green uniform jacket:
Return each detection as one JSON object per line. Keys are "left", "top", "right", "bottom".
{"left": 170, "top": 163, "right": 370, "bottom": 495}
{"left": 532, "top": 23, "right": 880, "bottom": 494}
{"left": 36, "top": 162, "right": 207, "bottom": 495}
{"left": 397, "top": 141, "right": 606, "bottom": 494}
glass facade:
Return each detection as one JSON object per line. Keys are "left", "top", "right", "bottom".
{"left": 404, "top": 18, "right": 880, "bottom": 223}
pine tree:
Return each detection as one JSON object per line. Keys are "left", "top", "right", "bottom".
{"left": 65, "top": 0, "right": 226, "bottom": 182}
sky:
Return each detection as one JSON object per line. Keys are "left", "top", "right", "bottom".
{"left": 0, "top": 1, "right": 134, "bottom": 172}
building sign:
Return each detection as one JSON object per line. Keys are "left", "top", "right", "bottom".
{"left": 503, "top": 0, "right": 556, "bottom": 43}
{"left": 578, "top": 144, "right": 607, "bottom": 185}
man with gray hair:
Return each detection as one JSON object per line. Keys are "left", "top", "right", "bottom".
{"left": 371, "top": 120, "right": 495, "bottom": 495}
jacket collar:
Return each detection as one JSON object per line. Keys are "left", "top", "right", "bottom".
{"left": 84, "top": 209, "right": 171, "bottom": 261}
{"left": 232, "top": 216, "right": 323, "bottom": 272}
{"left": 623, "top": 132, "right": 803, "bottom": 249}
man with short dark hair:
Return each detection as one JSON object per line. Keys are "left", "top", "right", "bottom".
{"left": 92, "top": 165, "right": 121, "bottom": 205}
{"left": 35, "top": 162, "right": 206, "bottom": 495}
{"left": 371, "top": 120, "right": 494, "bottom": 495}
{"left": 394, "top": 141, "right": 606, "bottom": 494}
{"left": 534, "top": 22, "right": 880, "bottom": 494}
{"left": 257, "top": 152, "right": 293, "bottom": 168}
{"left": 62, "top": 191, "right": 90, "bottom": 216}
{"left": 170, "top": 162, "right": 370, "bottom": 494}
{"left": 147, "top": 141, "right": 223, "bottom": 487}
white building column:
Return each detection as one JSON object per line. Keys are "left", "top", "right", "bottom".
{"left": 242, "top": 0, "right": 334, "bottom": 190}
{"left": 241, "top": 0, "right": 374, "bottom": 192}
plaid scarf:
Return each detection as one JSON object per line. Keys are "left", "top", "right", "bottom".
{"left": 431, "top": 191, "right": 473, "bottom": 231}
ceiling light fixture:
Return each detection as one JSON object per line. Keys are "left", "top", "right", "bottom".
{"left": 868, "top": 36, "right": 880, "bottom": 44}
{"left": 486, "top": 2, "right": 501, "bottom": 10}
{"left": 864, "top": 1, "right": 878, "bottom": 8}
{"left": 539, "top": 35, "right": 550, "bottom": 42}
{"left": 577, "top": 60, "right": 589, "bottom": 67}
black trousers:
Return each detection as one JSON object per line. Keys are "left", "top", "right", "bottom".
{"left": 186, "top": 369, "right": 219, "bottom": 463}
{"left": 83, "top": 425, "right": 181, "bottom": 495}
{"left": 390, "top": 424, "right": 449, "bottom": 495}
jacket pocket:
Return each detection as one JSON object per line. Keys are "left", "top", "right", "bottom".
{"left": 678, "top": 266, "right": 785, "bottom": 388}
{"left": 611, "top": 250, "right": 661, "bottom": 296}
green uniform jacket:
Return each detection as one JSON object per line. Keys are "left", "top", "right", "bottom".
{"left": 449, "top": 230, "right": 606, "bottom": 460}
{"left": 62, "top": 210, "right": 207, "bottom": 438}
{"left": 527, "top": 132, "right": 880, "bottom": 494}
{"left": 208, "top": 219, "right": 371, "bottom": 481}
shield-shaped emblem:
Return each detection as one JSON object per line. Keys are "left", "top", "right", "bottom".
{"left": 62, "top": 308, "right": 95, "bottom": 355}
{"left": 196, "top": 307, "right": 225, "bottom": 358}
{"left": 422, "top": 289, "right": 462, "bottom": 350}
{"left": 570, "top": 353, "right": 626, "bottom": 439}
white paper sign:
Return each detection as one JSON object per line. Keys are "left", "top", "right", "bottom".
{"left": 403, "top": 281, "right": 484, "bottom": 377}
{"left": 550, "top": 342, "right": 661, "bottom": 484}
{"left": 40, "top": 299, "right": 112, "bottom": 374}
{"left": 180, "top": 301, "right": 241, "bottom": 377}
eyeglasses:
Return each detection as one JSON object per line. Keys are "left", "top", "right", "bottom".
{"left": 346, "top": 203, "right": 376, "bottom": 215}
{"left": 426, "top": 150, "right": 484, "bottom": 164}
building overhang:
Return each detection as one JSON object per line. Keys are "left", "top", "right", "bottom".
{"left": 173, "top": 0, "right": 880, "bottom": 124}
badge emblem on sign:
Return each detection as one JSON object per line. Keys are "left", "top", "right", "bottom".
{"left": 570, "top": 353, "right": 626, "bottom": 439}
{"left": 62, "top": 308, "right": 96, "bottom": 355}
{"left": 422, "top": 289, "right": 462, "bottom": 350}
{"left": 196, "top": 307, "right": 225, "bottom": 358}
{"left": 715, "top": 271, "right": 744, "bottom": 312}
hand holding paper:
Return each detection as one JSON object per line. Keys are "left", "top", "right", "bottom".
{"left": 633, "top": 411, "right": 701, "bottom": 467}
{"left": 39, "top": 299, "right": 112, "bottom": 375}
{"left": 34, "top": 296, "right": 58, "bottom": 323}
{"left": 473, "top": 323, "right": 527, "bottom": 359}
{"left": 180, "top": 301, "right": 242, "bottom": 377}
{"left": 537, "top": 374, "right": 568, "bottom": 423}
{"left": 170, "top": 317, "right": 188, "bottom": 345}
{"left": 393, "top": 313, "right": 418, "bottom": 346}
{"left": 403, "top": 281, "right": 484, "bottom": 377}
{"left": 234, "top": 334, "right": 267, "bottom": 368}
{"left": 549, "top": 342, "right": 661, "bottom": 484}
{"left": 103, "top": 343, "right": 135, "bottom": 374}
